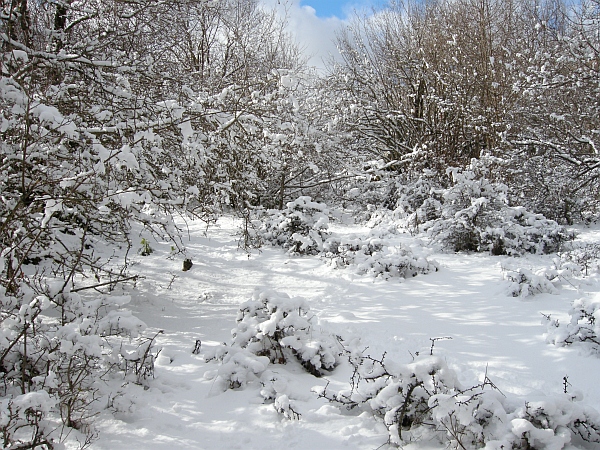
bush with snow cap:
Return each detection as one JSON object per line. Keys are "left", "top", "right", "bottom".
{"left": 425, "top": 167, "right": 571, "bottom": 255}
{"left": 482, "top": 207, "right": 571, "bottom": 256}
{"left": 205, "top": 289, "right": 342, "bottom": 420}
{"left": 545, "top": 293, "right": 600, "bottom": 355}
{"left": 256, "top": 196, "right": 330, "bottom": 255}
{"left": 206, "top": 289, "right": 341, "bottom": 390}
{"left": 317, "top": 341, "right": 600, "bottom": 448}
{"left": 323, "top": 236, "right": 438, "bottom": 280}
{"left": 504, "top": 267, "right": 558, "bottom": 297}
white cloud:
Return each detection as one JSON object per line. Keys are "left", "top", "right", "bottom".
{"left": 260, "top": 0, "right": 347, "bottom": 71}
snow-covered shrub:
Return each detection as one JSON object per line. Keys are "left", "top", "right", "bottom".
{"left": 205, "top": 346, "right": 271, "bottom": 390}
{"left": 425, "top": 167, "right": 507, "bottom": 252}
{"left": 483, "top": 207, "right": 572, "bottom": 256}
{"left": 205, "top": 347, "right": 304, "bottom": 419}
{"left": 206, "top": 289, "right": 341, "bottom": 391}
{"left": 545, "top": 294, "right": 600, "bottom": 354}
{"left": 389, "top": 171, "right": 444, "bottom": 234}
{"left": 0, "top": 390, "right": 58, "bottom": 449}
{"left": 118, "top": 330, "right": 163, "bottom": 386}
{"left": 317, "top": 353, "right": 461, "bottom": 446}
{"left": 260, "top": 370, "right": 302, "bottom": 420}
{"left": 504, "top": 268, "right": 558, "bottom": 297}
{"left": 426, "top": 167, "right": 571, "bottom": 254}
{"left": 324, "top": 237, "right": 438, "bottom": 280}
{"left": 318, "top": 345, "right": 600, "bottom": 448}
{"left": 256, "top": 197, "right": 330, "bottom": 255}
{"left": 546, "top": 258, "right": 583, "bottom": 282}
{"left": 0, "top": 287, "right": 156, "bottom": 446}
{"left": 559, "top": 243, "right": 600, "bottom": 277}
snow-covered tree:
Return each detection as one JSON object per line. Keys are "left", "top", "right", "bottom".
{"left": 507, "top": 0, "right": 600, "bottom": 222}
{"left": 0, "top": 0, "right": 325, "bottom": 446}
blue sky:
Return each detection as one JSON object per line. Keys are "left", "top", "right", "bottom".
{"left": 299, "top": 0, "right": 350, "bottom": 18}
{"left": 299, "top": 0, "right": 383, "bottom": 19}
{"left": 261, "top": 0, "right": 384, "bottom": 68}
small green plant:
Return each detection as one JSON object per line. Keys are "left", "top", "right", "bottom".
{"left": 139, "top": 238, "right": 153, "bottom": 256}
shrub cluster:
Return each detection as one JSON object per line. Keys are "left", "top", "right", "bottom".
{"left": 424, "top": 168, "right": 572, "bottom": 255}
{"left": 323, "top": 236, "right": 438, "bottom": 280}
{"left": 255, "top": 197, "right": 330, "bottom": 255}
{"left": 0, "top": 287, "right": 159, "bottom": 447}
{"left": 317, "top": 345, "right": 600, "bottom": 448}
{"left": 545, "top": 294, "right": 600, "bottom": 355}
{"left": 206, "top": 290, "right": 600, "bottom": 448}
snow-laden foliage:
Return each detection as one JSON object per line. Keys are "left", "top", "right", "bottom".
{"left": 390, "top": 172, "right": 444, "bottom": 234}
{"left": 482, "top": 207, "right": 571, "bottom": 256}
{"left": 425, "top": 167, "right": 571, "bottom": 254}
{"left": 504, "top": 268, "right": 558, "bottom": 298}
{"left": 545, "top": 294, "right": 600, "bottom": 355}
{"left": 317, "top": 343, "right": 600, "bottom": 448}
{"left": 204, "top": 343, "right": 305, "bottom": 420}
{"left": 559, "top": 243, "right": 600, "bottom": 278}
{"left": 206, "top": 289, "right": 341, "bottom": 391}
{"left": 1, "top": 0, "right": 325, "bottom": 445}
{"left": 0, "top": 286, "right": 159, "bottom": 447}
{"left": 255, "top": 197, "right": 330, "bottom": 255}
{"left": 323, "top": 236, "right": 438, "bottom": 280}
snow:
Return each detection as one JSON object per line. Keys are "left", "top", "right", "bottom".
{"left": 86, "top": 217, "right": 600, "bottom": 449}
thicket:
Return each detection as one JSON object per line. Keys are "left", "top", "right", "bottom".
{"left": 0, "top": 0, "right": 317, "bottom": 446}
{"left": 3, "top": 0, "right": 600, "bottom": 447}
{"left": 331, "top": 0, "right": 600, "bottom": 225}
{"left": 207, "top": 290, "right": 600, "bottom": 449}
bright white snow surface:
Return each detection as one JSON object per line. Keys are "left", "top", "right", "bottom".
{"left": 90, "top": 217, "right": 600, "bottom": 449}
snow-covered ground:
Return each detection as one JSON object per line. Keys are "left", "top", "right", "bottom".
{"left": 88, "top": 217, "right": 600, "bottom": 449}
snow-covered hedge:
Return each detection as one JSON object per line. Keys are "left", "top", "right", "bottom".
{"left": 323, "top": 236, "right": 438, "bottom": 280}
{"left": 425, "top": 168, "right": 572, "bottom": 255}
{"left": 559, "top": 243, "right": 600, "bottom": 277}
{"left": 545, "top": 293, "right": 600, "bottom": 355}
{"left": 255, "top": 196, "right": 330, "bottom": 255}
{"left": 318, "top": 345, "right": 600, "bottom": 448}
{"left": 0, "top": 286, "right": 158, "bottom": 447}
{"left": 206, "top": 289, "right": 341, "bottom": 391}
{"left": 504, "top": 267, "right": 558, "bottom": 298}
{"left": 482, "top": 207, "right": 571, "bottom": 255}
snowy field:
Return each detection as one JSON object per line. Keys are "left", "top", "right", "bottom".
{"left": 88, "top": 217, "right": 600, "bottom": 450}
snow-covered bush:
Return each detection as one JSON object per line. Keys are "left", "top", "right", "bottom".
{"left": 388, "top": 172, "right": 444, "bottom": 234}
{"left": 0, "top": 390, "right": 58, "bottom": 449}
{"left": 318, "top": 345, "right": 600, "bottom": 448}
{"left": 204, "top": 288, "right": 341, "bottom": 419}
{"left": 424, "top": 167, "right": 507, "bottom": 252}
{"left": 205, "top": 346, "right": 271, "bottom": 390}
{"left": 483, "top": 207, "right": 572, "bottom": 256}
{"left": 545, "top": 294, "right": 600, "bottom": 355}
{"left": 205, "top": 346, "right": 304, "bottom": 419}
{"left": 206, "top": 289, "right": 341, "bottom": 390}
{"left": 324, "top": 237, "right": 438, "bottom": 280}
{"left": 256, "top": 197, "right": 330, "bottom": 255}
{"left": 426, "top": 167, "right": 571, "bottom": 254}
{"left": 317, "top": 352, "right": 461, "bottom": 446}
{"left": 0, "top": 286, "right": 157, "bottom": 446}
{"left": 559, "top": 243, "right": 600, "bottom": 277}
{"left": 504, "top": 268, "right": 558, "bottom": 297}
